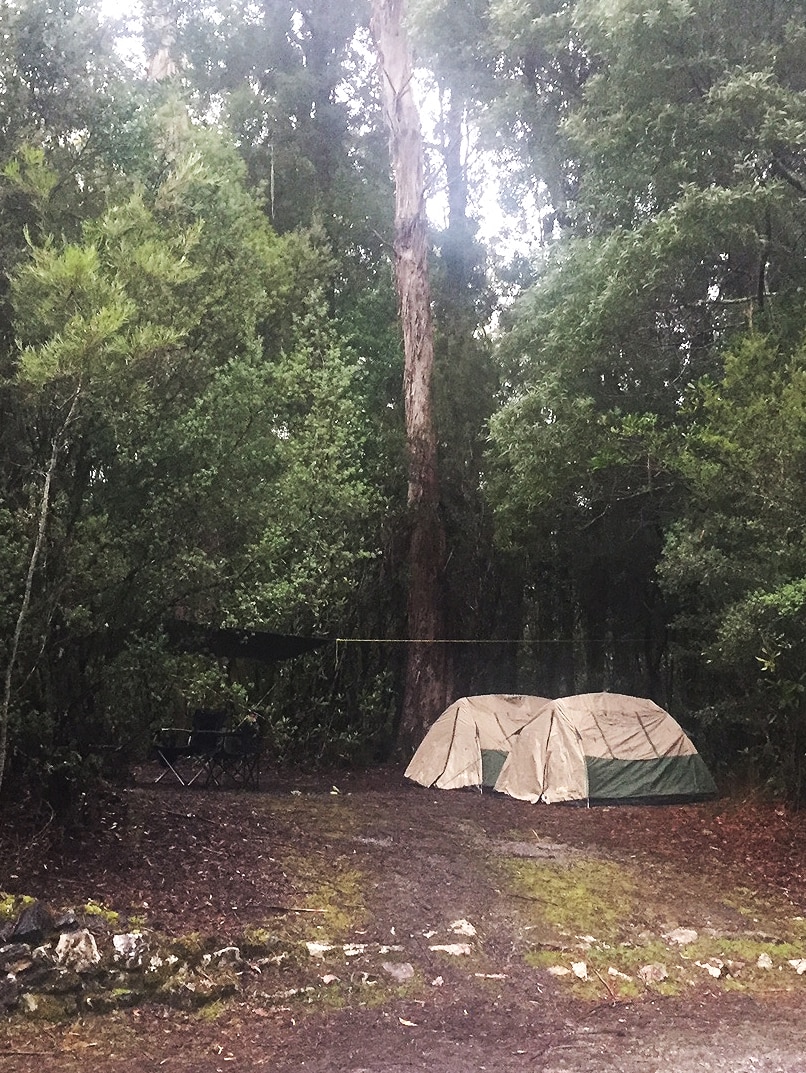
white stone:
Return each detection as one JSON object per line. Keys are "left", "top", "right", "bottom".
{"left": 305, "top": 942, "right": 333, "bottom": 958}
{"left": 55, "top": 930, "right": 99, "bottom": 973}
{"left": 638, "top": 962, "right": 668, "bottom": 984}
{"left": 382, "top": 961, "right": 415, "bottom": 983}
{"left": 113, "top": 932, "right": 140, "bottom": 956}
{"left": 608, "top": 967, "right": 633, "bottom": 980}
{"left": 210, "top": 946, "right": 242, "bottom": 966}
{"left": 113, "top": 931, "right": 148, "bottom": 968}
{"left": 695, "top": 959, "right": 725, "bottom": 978}
{"left": 449, "top": 919, "right": 477, "bottom": 937}
{"left": 664, "top": 927, "right": 699, "bottom": 946}
{"left": 428, "top": 943, "right": 472, "bottom": 956}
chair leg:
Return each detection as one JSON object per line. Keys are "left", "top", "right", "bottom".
{"left": 187, "top": 758, "right": 214, "bottom": 787}
{"left": 243, "top": 754, "right": 260, "bottom": 789}
{"left": 202, "top": 754, "right": 226, "bottom": 788}
{"left": 154, "top": 750, "right": 187, "bottom": 786}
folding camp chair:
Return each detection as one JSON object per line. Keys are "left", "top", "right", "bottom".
{"left": 153, "top": 709, "right": 229, "bottom": 786}
{"left": 153, "top": 727, "right": 191, "bottom": 785}
{"left": 204, "top": 717, "right": 263, "bottom": 790}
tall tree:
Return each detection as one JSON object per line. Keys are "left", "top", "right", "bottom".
{"left": 483, "top": 0, "right": 806, "bottom": 700}
{"left": 370, "top": 0, "right": 451, "bottom": 750}
{"left": 409, "top": 0, "right": 517, "bottom": 693}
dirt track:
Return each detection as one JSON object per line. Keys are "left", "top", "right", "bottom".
{"left": 3, "top": 766, "right": 806, "bottom": 1071}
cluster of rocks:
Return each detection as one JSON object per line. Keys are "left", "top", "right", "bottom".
{"left": 544, "top": 926, "right": 806, "bottom": 990}
{"left": 1, "top": 898, "right": 245, "bottom": 1019}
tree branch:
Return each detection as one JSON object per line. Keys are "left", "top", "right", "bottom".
{"left": 0, "top": 384, "right": 82, "bottom": 795}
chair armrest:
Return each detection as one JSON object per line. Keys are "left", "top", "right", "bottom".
{"left": 154, "top": 727, "right": 192, "bottom": 748}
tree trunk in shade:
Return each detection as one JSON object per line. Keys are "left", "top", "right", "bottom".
{"left": 370, "top": 0, "right": 452, "bottom": 752}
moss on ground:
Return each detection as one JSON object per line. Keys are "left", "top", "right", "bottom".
{"left": 0, "top": 891, "right": 34, "bottom": 920}
{"left": 81, "top": 899, "right": 121, "bottom": 926}
{"left": 496, "top": 852, "right": 806, "bottom": 999}
{"left": 502, "top": 857, "right": 645, "bottom": 940}
{"left": 257, "top": 799, "right": 369, "bottom": 947}
{"left": 301, "top": 863, "right": 367, "bottom": 939}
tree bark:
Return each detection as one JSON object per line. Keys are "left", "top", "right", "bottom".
{"left": 440, "top": 87, "right": 473, "bottom": 293}
{"left": 143, "top": 0, "right": 180, "bottom": 82}
{"left": 0, "top": 388, "right": 81, "bottom": 796}
{"left": 370, "top": 0, "right": 452, "bottom": 752}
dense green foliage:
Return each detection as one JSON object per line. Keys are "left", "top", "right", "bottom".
{"left": 479, "top": 0, "right": 806, "bottom": 795}
{"left": 2, "top": 0, "right": 806, "bottom": 807}
{"left": 0, "top": 2, "right": 391, "bottom": 808}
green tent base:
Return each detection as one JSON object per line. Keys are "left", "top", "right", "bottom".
{"left": 585, "top": 753, "right": 717, "bottom": 801}
{"left": 481, "top": 749, "right": 507, "bottom": 787}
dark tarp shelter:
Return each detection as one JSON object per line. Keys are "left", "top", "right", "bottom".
{"left": 164, "top": 621, "right": 330, "bottom": 663}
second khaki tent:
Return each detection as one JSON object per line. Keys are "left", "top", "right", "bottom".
{"left": 495, "top": 692, "right": 717, "bottom": 804}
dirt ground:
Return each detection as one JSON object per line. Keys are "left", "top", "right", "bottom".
{"left": 3, "top": 764, "right": 806, "bottom": 1071}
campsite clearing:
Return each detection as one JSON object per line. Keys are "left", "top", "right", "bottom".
{"left": 3, "top": 765, "right": 806, "bottom": 1071}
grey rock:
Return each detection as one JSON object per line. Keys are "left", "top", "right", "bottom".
{"left": 16, "top": 960, "right": 60, "bottom": 991}
{"left": 203, "top": 945, "right": 243, "bottom": 969}
{"left": 53, "top": 912, "right": 80, "bottom": 932}
{"left": 381, "top": 961, "right": 415, "bottom": 983}
{"left": 33, "top": 966, "right": 82, "bottom": 995}
{"left": 11, "top": 901, "right": 55, "bottom": 945}
{"left": 20, "top": 991, "right": 78, "bottom": 1019}
{"left": 55, "top": 929, "right": 100, "bottom": 973}
{"left": 0, "top": 973, "right": 20, "bottom": 1011}
{"left": 113, "top": 931, "right": 150, "bottom": 969}
{"left": 0, "top": 943, "right": 33, "bottom": 973}
{"left": 638, "top": 962, "right": 669, "bottom": 984}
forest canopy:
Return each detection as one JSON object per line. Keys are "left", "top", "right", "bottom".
{"left": 2, "top": 0, "right": 806, "bottom": 809}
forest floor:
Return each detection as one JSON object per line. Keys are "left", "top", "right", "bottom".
{"left": 4, "top": 764, "right": 806, "bottom": 1071}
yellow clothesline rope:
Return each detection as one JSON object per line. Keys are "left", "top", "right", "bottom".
{"left": 335, "top": 637, "right": 513, "bottom": 644}
{"left": 333, "top": 637, "right": 648, "bottom": 644}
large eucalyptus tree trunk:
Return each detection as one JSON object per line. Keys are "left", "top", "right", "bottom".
{"left": 370, "top": 0, "right": 452, "bottom": 751}
{"left": 143, "top": 0, "right": 179, "bottom": 81}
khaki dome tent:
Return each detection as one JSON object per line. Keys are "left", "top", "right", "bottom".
{"left": 494, "top": 692, "right": 717, "bottom": 804}
{"left": 405, "top": 694, "right": 553, "bottom": 790}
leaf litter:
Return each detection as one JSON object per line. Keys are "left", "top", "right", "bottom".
{"left": 4, "top": 767, "right": 806, "bottom": 1070}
